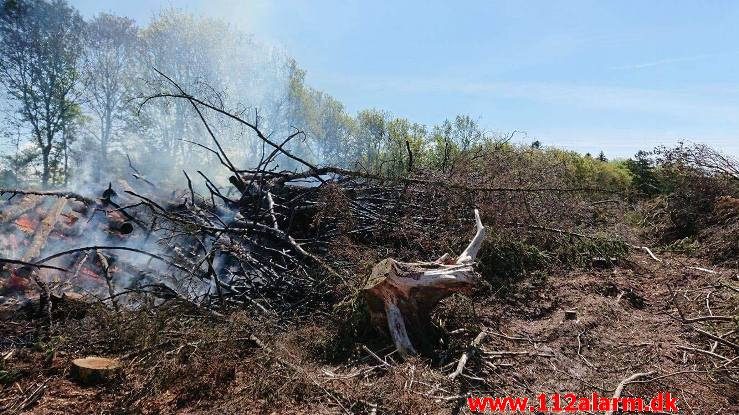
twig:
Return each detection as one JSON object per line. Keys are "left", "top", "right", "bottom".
{"left": 0, "top": 258, "right": 68, "bottom": 272}
{"left": 693, "top": 328, "right": 739, "bottom": 351}
{"left": 96, "top": 250, "right": 119, "bottom": 311}
{"left": 183, "top": 170, "right": 195, "bottom": 205}
{"left": 405, "top": 140, "right": 413, "bottom": 172}
{"left": 577, "top": 331, "right": 596, "bottom": 369}
{"left": 361, "top": 345, "right": 391, "bottom": 368}
{"left": 10, "top": 379, "right": 48, "bottom": 412}
{"left": 35, "top": 245, "right": 191, "bottom": 273}
{"left": 677, "top": 345, "right": 731, "bottom": 362}
{"left": 449, "top": 330, "right": 487, "bottom": 380}
{"left": 604, "top": 371, "right": 655, "bottom": 415}
{"left": 641, "top": 246, "right": 662, "bottom": 262}
{"left": 0, "top": 188, "right": 93, "bottom": 204}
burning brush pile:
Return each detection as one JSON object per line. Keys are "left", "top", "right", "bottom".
{"left": 0, "top": 172, "right": 350, "bottom": 319}
{"left": 2, "top": 86, "right": 736, "bottom": 414}
{"left": 0, "top": 84, "right": 638, "bottom": 337}
{"left": 0, "top": 166, "right": 621, "bottom": 326}
{"left": 0, "top": 77, "right": 633, "bottom": 328}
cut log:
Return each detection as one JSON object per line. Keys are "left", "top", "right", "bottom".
{"left": 23, "top": 197, "right": 68, "bottom": 262}
{"left": 363, "top": 209, "right": 485, "bottom": 356}
{"left": 70, "top": 357, "right": 120, "bottom": 385}
{"left": 108, "top": 219, "right": 134, "bottom": 235}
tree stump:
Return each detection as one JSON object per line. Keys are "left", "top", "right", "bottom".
{"left": 363, "top": 209, "right": 486, "bottom": 356}
{"left": 51, "top": 291, "right": 89, "bottom": 319}
{"left": 70, "top": 357, "right": 120, "bottom": 385}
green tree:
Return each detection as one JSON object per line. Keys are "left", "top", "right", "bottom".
{"left": 385, "top": 117, "right": 426, "bottom": 174}
{"left": 428, "top": 119, "right": 457, "bottom": 172}
{"left": 452, "top": 115, "right": 484, "bottom": 151}
{"left": 82, "top": 13, "right": 140, "bottom": 183}
{"left": 353, "top": 109, "right": 388, "bottom": 171}
{"left": 625, "top": 150, "right": 660, "bottom": 196}
{"left": 0, "top": 0, "right": 84, "bottom": 187}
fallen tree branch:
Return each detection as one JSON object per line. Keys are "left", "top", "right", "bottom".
{"left": 35, "top": 245, "right": 191, "bottom": 274}
{"left": 604, "top": 371, "right": 655, "bottom": 415}
{"left": 263, "top": 166, "right": 624, "bottom": 194}
{"left": 693, "top": 328, "right": 739, "bottom": 351}
{"left": 0, "top": 188, "right": 94, "bottom": 204}
{"left": 448, "top": 330, "right": 487, "bottom": 380}
{"left": 677, "top": 345, "right": 731, "bottom": 362}
{"left": 667, "top": 284, "right": 735, "bottom": 323}
{"left": 0, "top": 258, "right": 68, "bottom": 272}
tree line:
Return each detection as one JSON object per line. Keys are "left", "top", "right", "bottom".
{"left": 1, "top": 0, "right": 628, "bottom": 191}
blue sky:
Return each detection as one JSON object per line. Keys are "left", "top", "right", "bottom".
{"left": 72, "top": 0, "right": 739, "bottom": 158}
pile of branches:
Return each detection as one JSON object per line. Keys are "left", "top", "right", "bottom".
{"left": 1, "top": 71, "right": 629, "bottom": 322}
{"left": 643, "top": 143, "right": 739, "bottom": 264}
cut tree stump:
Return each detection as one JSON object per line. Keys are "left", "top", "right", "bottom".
{"left": 363, "top": 209, "right": 485, "bottom": 356}
{"left": 70, "top": 357, "right": 121, "bottom": 385}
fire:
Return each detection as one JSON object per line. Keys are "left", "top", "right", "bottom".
{"left": 61, "top": 212, "right": 80, "bottom": 226}
{"left": 80, "top": 267, "right": 102, "bottom": 280}
{"left": 4, "top": 271, "right": 29, "bottom": 294}
{"left": 14, "top": 215, "right": 36, "bottom": 233}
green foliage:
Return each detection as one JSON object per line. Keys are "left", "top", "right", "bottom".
{"left": 321, "top": 293, "right": 375, "bottom": 361}
{"left": 426, "top": 120, "right": 459, "bottom": 172}
{"left": 476, "top": 233, "right": 550, "bottom": 281}
{"left": 1, "top": 148, "right": 36, "bottom": 186}
{"left": 0, "top": 0, "right": 85, "bottom": 187}
{"left": 0, "top": 364, "right": 18, "bottom": 385}
{"left": 625, "top": 150, "right": 662, "bottom": 196}
{"left": 475, "top": 231, "right": 628, "bottom": 302}
{"left": 551, "top": 234, "right": 629, "bottom": 267}
{"left": 431, "top": 293, "right": 478, "bottom": 334}
{"left": 530, "top": 148, "right": 633, "bottom": 191}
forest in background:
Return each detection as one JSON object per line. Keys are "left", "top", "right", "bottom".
{"left": 0, "top": 0, "right": 681, "bottom": 197}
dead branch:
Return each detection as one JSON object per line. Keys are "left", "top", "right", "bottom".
{"left": 448, "top": 330, "right": 487, "bottom": 380}
{"left": 35, "top": 245, "right": 191, "bottom": 274}
{"left": 261, "top": 166, "right": 624, "bottom": 194}
{"left": 693, "top": 328, "right": 739, "bottom": 351}
{"left": 604, "top": 371, "right": 655, "bottom": 415}
{"left": 0, "top": 259, "right": 67, "bottom": 272}
{"left": 677, "top": 345, "right": 731, "bottom": 362}
{"left": 0, "top": 188, "right": 94, "bottom": 204}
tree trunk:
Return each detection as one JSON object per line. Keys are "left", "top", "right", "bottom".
{"left": 41, "top": 149, "right": 50, "bottom": 188}
{"left": 63, "top": 128, "right": 69, "bottom": 186}
{"left": 97, "top": 114, "right": 110, "bottom": 183}
{"left": 363, "top": 209, "right": 486, "bottom": 356}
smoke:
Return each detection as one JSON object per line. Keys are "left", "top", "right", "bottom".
{"left": 0, "top": 8, "right": 332, "bottom": 306}
{"left": 61, "top": 8, "right": 311, "bottom": 198}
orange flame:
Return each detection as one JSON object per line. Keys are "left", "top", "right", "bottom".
{"left": 14, "top": 215, "right": 36, "bottom": 233}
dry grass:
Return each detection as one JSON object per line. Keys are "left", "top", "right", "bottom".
{"left": 2, "top": 245, "right": 737, "bottom": 414}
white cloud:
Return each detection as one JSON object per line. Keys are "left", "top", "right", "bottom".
{"left": 610, "top": 51, "right": 739, "bottom": 70}
{"left": 325, "top": 75, "right": 739, "bottom": 120}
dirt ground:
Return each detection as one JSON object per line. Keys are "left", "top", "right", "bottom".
{"left": 1, "top": 247, "right": 737, "bottom": 414}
